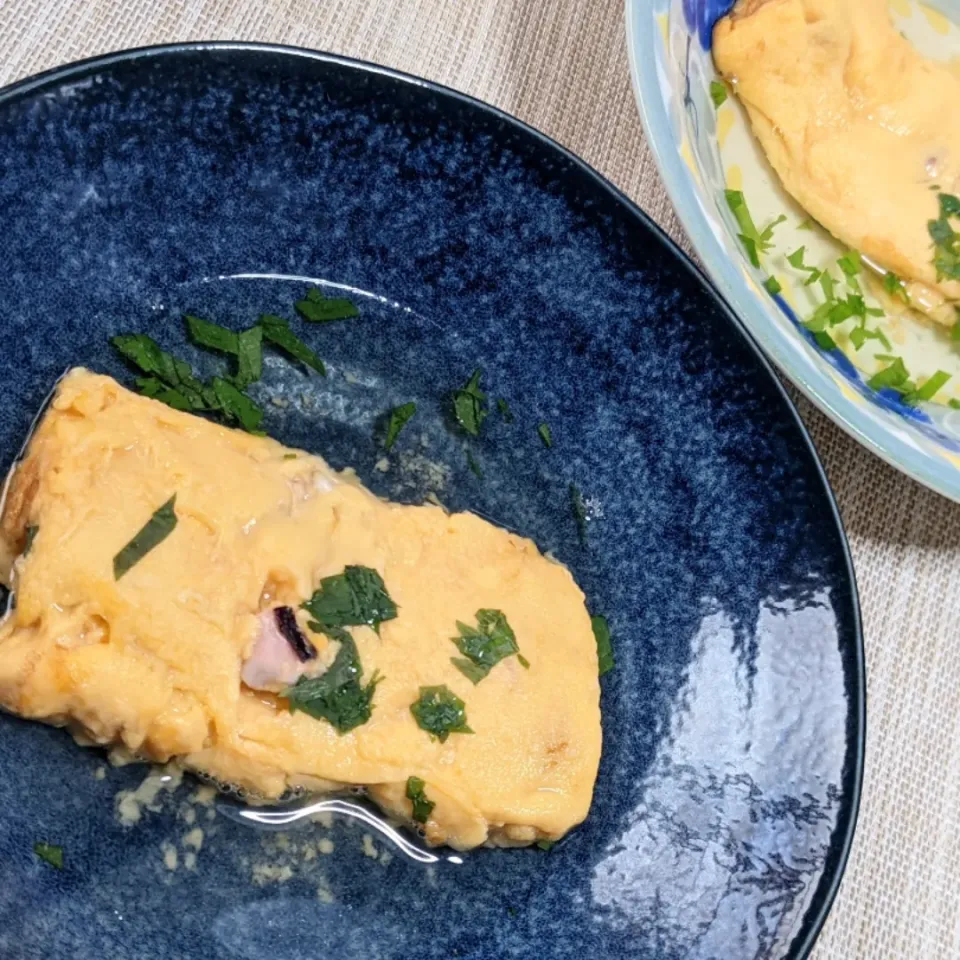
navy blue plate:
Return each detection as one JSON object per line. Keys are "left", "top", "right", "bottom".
{"left": 0, "top": 45, "right": 863, "bottom": 960}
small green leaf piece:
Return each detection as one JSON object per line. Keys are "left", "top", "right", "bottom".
{"left": 259, "top": 314, "right": 325, "bottom": 375}
{"left": 302, "top": 565, "right": 398, "bottom": 632}
{"left": 384, "top": 402, "right": 417, "bottom": 451}
{"left": 186, "top": 315, "right": 239, "bottom": 355}
{"left": 452, "top": 369, "right": 488, "bottom": 437}
{"left": 592, "top": 615, "right": 615, "bottom": 677}
{"left": 410, "top": 685, "right": 473, "bottom": 742}
{"left": 537, "top": 422, "right": 552, "bottom": 448}
{"left": 284, "top": 635, "right": 380, "bottom": 733}
{"left": 449, "top": 609, "right": 523, "bottom": 684}
{"left": 295, "top": 287, "right": 360, "bottom": 323}
{"left": 113, "top": 496, "right": 178, "bottom": 580}
{"left": 34, "top": 842, "right": 63, "bottom": 869}
{"left": 709, "top": 80, "right": 727, "bottom": 108}
{"left": 406, "top": 776, "right": 435, "bottom": 824}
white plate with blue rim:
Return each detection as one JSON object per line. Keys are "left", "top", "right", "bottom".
{"left": 627, "top": 0, "right": 960, "bottom": 500}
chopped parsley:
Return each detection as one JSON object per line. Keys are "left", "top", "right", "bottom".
{"left": 536, "top": 840, "right": 555, "bottom": 852}
{"left": 950, "top": 399, "right": 960, "bottom": 410}
{"left": 258, "top": 314, "right": 325, "bottom": 375}
{"left": 112, "top": 334, "right": 210, "bottom": 412}
{"left": 467, "top": 449, "right": 483, "bottom": 479}
{"left": 570, "top": 483, "right": 588, "bottom": 546}
{"left": 185, "top": 317, "right": 264, "bottom": 388}
{"left": 33, "top": 842, "right": 63, "bottom": 870}
{"left": 284, "top": 634, "right": 380, "bottom": 733}
{"left": 112, "top": 333, "right": 264, "bottom": 430}
{"left": 384, "top": 402, "right": 417, "bottom": 451}
{"left": 537, "top": 422, "right": 553, "bottom": 448}
{"left": 903, "top": 370, "right": 951, "bottom": 405}
{"left": 113, "top": 496, "right": 178, "bottom": 580}
{"left": 797, "top": 218, "right": 814, "bottom": 231}
{"left": 709, "top": 80, "right": 727, "bottom": 108}
{"left": 850, "top": 325, "right": 892, "bottom": 352}
{"left": 883, "top": 272, "right": 909, "bottom": 304}
{"left": 867, "top": 357, "right": 912, "bottom": 392}
{"left": 837, "top": 250, "right": 862, "bottom": 280}
{"left": 928, "top": 193, "right": 960, "bottom": 281}
{"left": 763, "top": 276, "right": 782, "bottom": 296}
{"left": 405, "top": 776, "right": 435, "bottom": 824}
{"left": 497, "top": 398, "right": 514, "bottom": 423}
{"left": 452, "top": 369, "right": 488, "bottom": 436}
{"left": 786, "top": 246, "right": 821, "bottom": 285}
{"left": 186, "top": 315, "right": 239, "bottom": 355}
{"left": 302, "top": 565, "right": 398, "bottom": 634}
{"left": 23, "top": 525, "right": 38, "bottom": 556}
{"left": 724, "top": 190, "right": 785, "bottom": 267}
{"left": 235, "top": 326, "right": 263, "bottom": 387}
{"left": 410, "top": 685, "right": 473, "bottom": 742}
{"left": 211, "top": 377, "right": 264, "bottom": 433}
{"left": 450, "top": 609, "right": 524, "bottom": 684}
{"left": 592, "top": 615, "right": 615, "bottom": 677}
{"left": 294, "top": 287, "right": 360, "bottom": 323}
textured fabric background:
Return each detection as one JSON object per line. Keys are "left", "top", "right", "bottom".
{"left": 1, "top": 1, "right": 957, "bottom": 956}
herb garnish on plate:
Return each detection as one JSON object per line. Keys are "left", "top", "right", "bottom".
{"left": 113, "top": 496, "right": 178, "bottom": 580}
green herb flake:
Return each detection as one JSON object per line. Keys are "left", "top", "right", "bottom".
{"left": 850, "top": 325, "right": 892, "bottom": 352}
{"left": 452, "top": 369, "right": 488, "bottom": 437}
{"left": 294, "top": 287, "right": 360, "bottom": 323}
{"left": 302, "top": 565, "right": 398, "bottom": 632}
{"left": 450, "top": 609, "right": 524, "bottom": 684}
{"left": 211, "top": 377, "right": 264, "bottom": 433}
{"left": 259, "top": 314, "right": 326, "bottom": 375}
{"left": 384, "top": 402, "right": 417, "bottom": 451}
{"left": 410, "top": 685, "right": 473, "bottom": 742}
{"left": 113, "top": 495, "right": 178, "bottom": 580}
{"left": 536, "top": 840, "right": 555, "bottom": 852}
{"left": 763, "top": 276, "right": 782, "bottom": 296}
{"left": 812, "top": 330, "right": 838, "bottom": 351}
{"left": 235, "top": 325, "right": 263, "bottom": 388}
{"left": 928, "top": 193, "right": 960, "bottom": 282}
{"left": 592, "top": 615, "right": 615, "bottom": 677}
{"left": 837, "top": 250, "right": 862, "bottom": 278}
{"left": 950, "top": 399, "right": 960, "bottom": 410}
{"left": 283, "top": 453, "right": 298, "bottom": 460}
{"left": 34, "top": 842, "right": 63, "bottom": 870}
{"left": 709, "top": 80, "right": 727, "bottom": 108}
{"left": 883, "top": 272, "right": 910, "bottom": 304}
{"left": 787, "top": 247, "right": 822, "bottom": 285}
{"left": 867, "top": 357, "right": 911, "bottom": 391}
{"left": 537, "top": 422, "right": 553, "bottom": 448}
{"left": 903, "top": 370, "right": 951, "bottom": 405}
{"left": 111, "top": 334, "right": 210, "bottom": 412}
{"left": 284, "top": 635, "right": 380, "bottom": 733}
{"left": 186, "top": 315, "right": 239, "bottom": 355}
{"left": 23, "top": 525, "right": 38, "bottom": 556}
{"left": 797, "top": 218, "right": 814, "bottom": 231}
{"left": 570, "top": 483, "right": 588, "bottom": 546}
{"left": 497, "top": 398, "right": 514, "bottom": 423}
{"left": 724, "top": 190, "right": 784, "bottom": 267}
{"left": 405, "top": 776, "right": 435, "bottom": 824}
{"left": 951, "top": 318, "right": 960, "bottom": 343}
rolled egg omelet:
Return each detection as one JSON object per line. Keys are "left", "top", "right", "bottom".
{"left": 0, "top": 369, "right": 602, "bottom": 850}
{"left": 714, "top": 0, "right": 960, "bottom": 311}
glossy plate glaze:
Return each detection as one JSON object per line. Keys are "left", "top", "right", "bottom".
{"left": 0, "top": 45, "right": 863, "bottom": 960}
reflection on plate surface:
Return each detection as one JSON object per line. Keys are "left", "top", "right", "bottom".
{"left": 0, "top": 44, "right": 862, "bottom": 960}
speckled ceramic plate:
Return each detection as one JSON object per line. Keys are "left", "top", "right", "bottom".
{"left": 627, "top": 0, "right": 960, "bottom": 501}
{"left": 0, "top": 44, "right": 863, "bottom": 960}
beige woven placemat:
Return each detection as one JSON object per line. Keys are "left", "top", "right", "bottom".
{"left": 2, "top": 1, "right": 959, "bottom": 956}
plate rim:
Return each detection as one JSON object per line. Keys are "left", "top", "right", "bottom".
{"left": 624, "top": 0, "right": 960, "bottom": 504}
{"left": 0, "top": 40, "right": 866, "bottom": 959}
